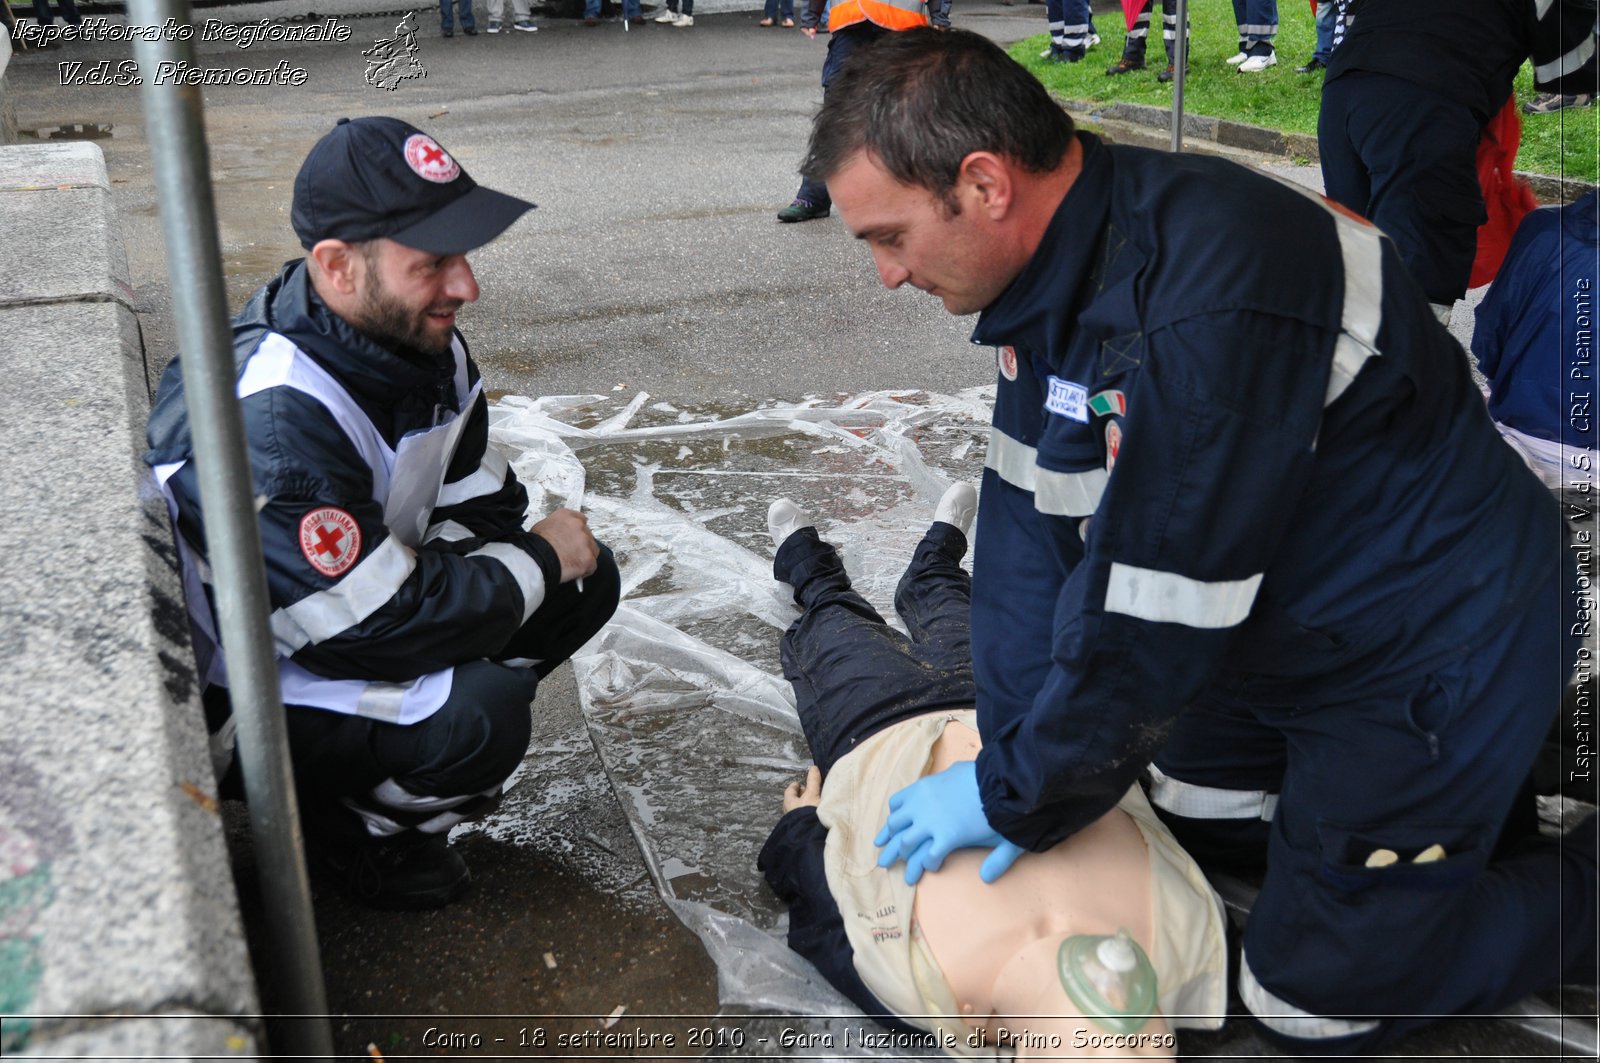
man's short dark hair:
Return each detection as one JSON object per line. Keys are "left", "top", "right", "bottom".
{"left": 801, "top": 28, "right": 1076, "bottom": 205}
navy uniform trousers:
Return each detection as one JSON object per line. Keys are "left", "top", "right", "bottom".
{"left": 775, "top": 524, "right": 975, "bottom": 775}
{"left": 1151, "top": 554, "right": 1596, "bottom": 1051}
{"left": 214, "top": 547, "right": 622, "bottom": 843}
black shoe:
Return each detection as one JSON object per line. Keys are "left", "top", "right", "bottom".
{"left": 1524, "top": 92, "right": 1595, "bottom": 114}
{"left": 1155, "top": 63, "right": 1186, "bottom": 82}
{"left": 1046, "top": 45, "right": 1083, "bottom": 63}
{"left": 1296, "top": 57, "right": 1325, "bottom": 73}
{"left": 463, "top": 24, "right": 478, "bottom": 33}
{"left": 314, "top": 831, "right": 470, "bottom": 910}
{"left": 441, "top": 27, "right": 454, "bottom": 35}
{"left": 777, "top": 199, "right": 829, "bottom": 223}
{"left": 1106, "top": 56, "right": 1145, "bottom": 75}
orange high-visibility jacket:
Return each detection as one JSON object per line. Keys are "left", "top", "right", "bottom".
{"left": 825, "top": 0, "right": 926, "bottom": 33}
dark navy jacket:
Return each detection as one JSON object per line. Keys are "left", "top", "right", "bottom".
{"left": 968, "top": 134, "right": 1561, "bottom": 851}
{"left": 1329, "top": 0, "right": 1598, "bottom": 123}
{"left": 146, "top": 260, "right": 560, "bottom": 691}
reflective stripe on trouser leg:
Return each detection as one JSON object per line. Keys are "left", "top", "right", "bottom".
{"left": 1239, "top": 950, "right": 1381, "bottom": 1041}
{"left": 344, "top": 778, "right": 509, "bottom": 837}
{"left": 1147, "top": 763, "right": 1278, "bottom": 820}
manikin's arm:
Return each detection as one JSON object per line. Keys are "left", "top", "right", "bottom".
{"left": 758, "top": 769, "right": 922, "bottom": 1035}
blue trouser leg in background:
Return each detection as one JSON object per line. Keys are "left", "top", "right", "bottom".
{"left": 795, "top": 22, "right": 887, "bottom": 208}
{"left": 776, "top": 523, "right": 975, "bottom": 775}
{"left": 1151, "top": 563, "right": 1594, "bottom": 1053}
{"left": 439, "top": 0, "right": 474, "bottom": 30}
{"left": 1312, "top": 0, "right": 1334, "bottom": 63}
{"left": 1231, "top": 0, "right": 1276, "bottom": 54}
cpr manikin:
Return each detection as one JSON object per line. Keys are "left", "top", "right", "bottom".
{"left": 758, "top": 488, "right": 1226, "bottom": 1059}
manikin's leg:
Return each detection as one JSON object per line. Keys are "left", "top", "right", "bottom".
{"left": 771, "top": 487, "right": 978, "bottom": 774}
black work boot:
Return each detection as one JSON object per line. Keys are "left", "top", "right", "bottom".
{"left": 314, "top": 831, "right": 470, "bottom": 910}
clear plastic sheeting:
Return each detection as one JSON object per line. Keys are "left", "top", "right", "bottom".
{"left": 486, "top": 391, "right": 993, "bottom": 1046}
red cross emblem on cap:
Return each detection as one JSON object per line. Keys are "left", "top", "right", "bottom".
{"left": 298, "top": 507, "right": 362, "bottom": 577}
{"left": 403, "top": 133, "right": 461, "bottom": 184}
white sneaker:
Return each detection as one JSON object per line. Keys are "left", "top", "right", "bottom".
{"left": 933, "top": 482, "right": 978, "bottom": 536}
{"left": 1225, "top": 50, "right": 1249, "bottom": 65}
{"left": 652, "top": 8, "right": 678, "bottom": 20}
{"left": 767, "top": 498, "right": 813, "bottom": 550}
{"left": 1238, "top": 52, "right": 1276, "bottom": 72}
{"left": 1086, "top": 31, "right": 1100, "bottom": 48}
{"left": 1040, "top": 46, "right": 1053, "bottom": 58}
{"left": 672, "top": 12, "right": 693, "bottom": 24}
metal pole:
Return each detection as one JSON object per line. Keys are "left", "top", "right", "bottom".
{"left": 1171, "top": 0, "right": 1188, "bottom": 152}
{"left": 127, "top": 5, "right": 333, "bottom": 1057}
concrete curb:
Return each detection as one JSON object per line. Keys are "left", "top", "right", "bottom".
{"left": 0, "top": 142, "right": 261, "bottom": 1058}
{"left": 1063, "top": 95, "right": 1597, "bottom": 203}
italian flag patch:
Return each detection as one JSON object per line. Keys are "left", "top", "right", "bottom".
{"left": 1088, "top": 389, "right": 1127, "bottom": 417}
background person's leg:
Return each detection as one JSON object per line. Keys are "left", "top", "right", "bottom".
{"left": 789, "top": 25, "right": 884, "bottom": 212}
{"left": 1338, "top": 77, "right": 1483, "bottom": 307}
{"left": 1317, "top": 72, "right": 1374, "bottom": 219}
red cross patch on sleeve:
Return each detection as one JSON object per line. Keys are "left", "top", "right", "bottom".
{"left": 298, "top": 507, "right": 362, "bottom": 577}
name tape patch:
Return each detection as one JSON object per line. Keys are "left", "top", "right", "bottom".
{"left": 1044, "top": 376, "right": 1089, "bottom": 423}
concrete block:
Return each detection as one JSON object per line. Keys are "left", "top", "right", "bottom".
{"left": 0, "top": 144, "right": 134, "bottom": 308}
{"left": 16, "top": 1012, "right": 258, "bottom": 1060}
{"left": 0, "top": 140, "right": 108, "bottom": 190}
{"left": 0, "top": 300, "right": 258, "bottom": 1053}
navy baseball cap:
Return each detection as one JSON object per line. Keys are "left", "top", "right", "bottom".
{"left": 291, "top": 116, "right": 534, "bottom": 254}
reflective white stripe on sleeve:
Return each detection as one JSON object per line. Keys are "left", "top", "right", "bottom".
{"left": 423, "top": 520, "right": 476, "bottom": 544}
{"left": 270, "top": 536, "right": 418, "bottom": 654}
{"left": 436, "top": 447, "right": 508, "bottom": 507}
{"left": 469, "top": 541, "right": 546, "bottom": 622}
{"left": 1147, "top": 764, "right": 1278, "bottom": 821}
{"left": 1325, "top": 218, "right": 1384, "bottom": 408}
{"left": 1535, "top": 31, "right": 1596, "bottom": 82}
{"left": 1105, "top": 563, "right": 1262, "bottom": 628}
{"left": 985, "top": 426, "right": 1038, "bottom": 492}
{"left": 1035, "top": 465, "right": 1109, "bottom": 517}
{"left": 1239, "top": 952, "right": 1381, "bottom": 1041}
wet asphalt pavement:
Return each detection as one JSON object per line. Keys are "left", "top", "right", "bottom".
{"left": 6, "top": 3, "right": 1594, "bottom": 1058}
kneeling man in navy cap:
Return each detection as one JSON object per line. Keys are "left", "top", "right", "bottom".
{"left": 147, "top": 117, "right": 620, "bottom": 909}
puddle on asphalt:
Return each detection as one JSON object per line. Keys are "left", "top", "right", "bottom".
{"left": 471, "top": 388, "right": 992, "bottom": 1023}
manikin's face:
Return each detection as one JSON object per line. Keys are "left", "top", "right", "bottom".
{"left": 827, "top": 150, "right": 1019, "bottom": 317}
{"left": 353, "top": 238, "right": 480, "bottom": 357}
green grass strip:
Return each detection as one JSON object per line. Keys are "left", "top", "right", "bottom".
{"left": 1008, "top": 0, "right": 1596, "bottom": 184}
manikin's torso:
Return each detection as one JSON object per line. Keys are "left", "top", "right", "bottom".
{"left": 910, "top": 719, "right": 1157, "bottom": 1044}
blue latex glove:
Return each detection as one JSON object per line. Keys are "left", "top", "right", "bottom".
{"left": 873, "top": 761, "right": 1026, "bottom": 885}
